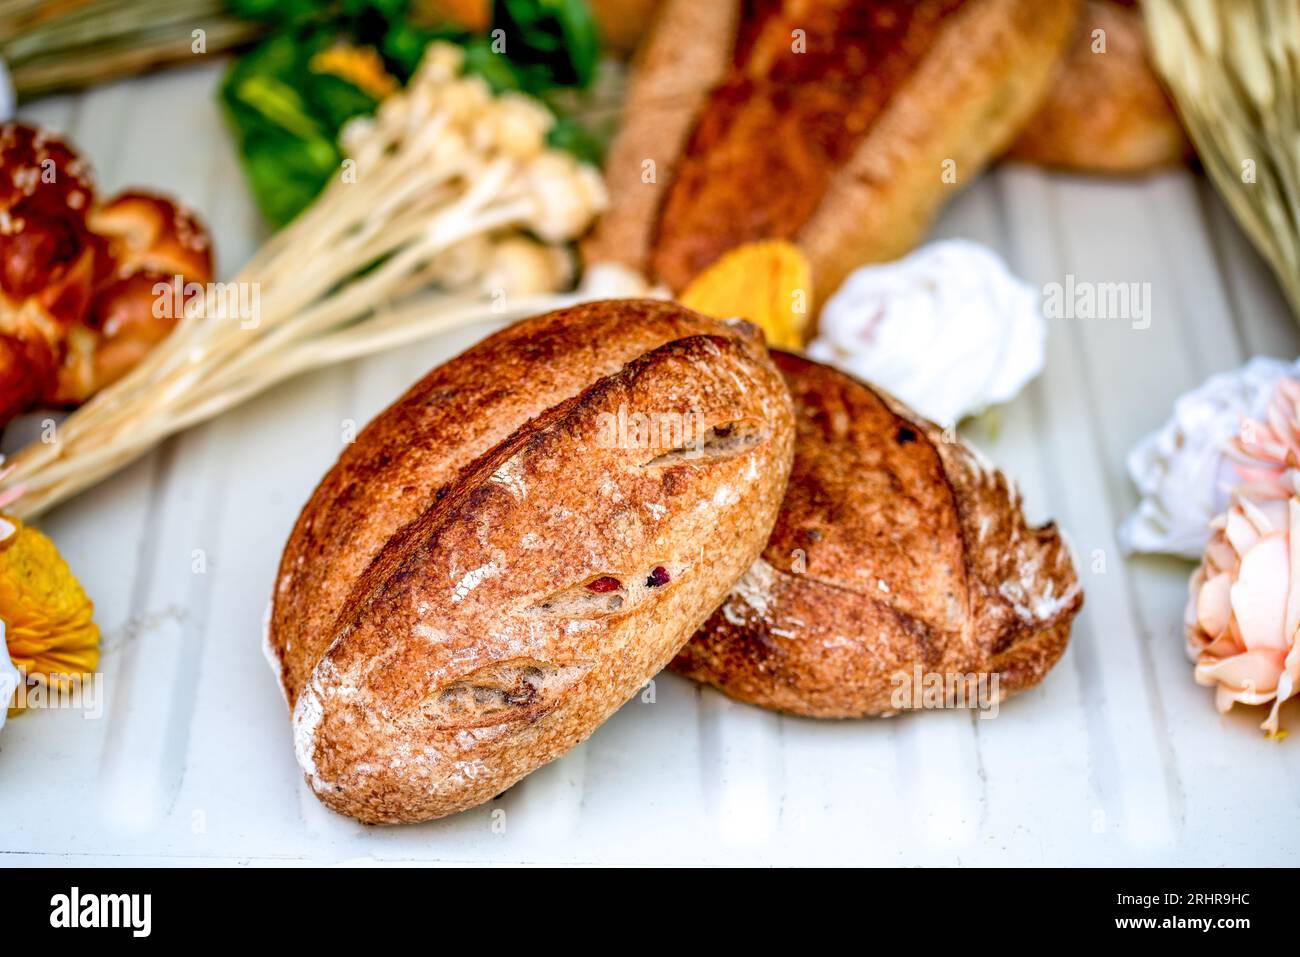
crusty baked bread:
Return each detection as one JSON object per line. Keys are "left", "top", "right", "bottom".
{"left": 272, "top": 300, "right": 771, "bottom": 705}
{"left": 0, "top": 123, "right": 212, "bottom": 425}
{"left": 1007, "top": 0, "right": 1190, "bottom": 173}
{"left": 269, "top": 301, "right": 795, "bottom": 823}
{"left": 673, "top": 352, "right": 1082, "bottom": 718}
{"left": 583, "top": 0, "right": 1079, "bottom": 297}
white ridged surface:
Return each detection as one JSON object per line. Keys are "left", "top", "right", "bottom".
{"left": 2, "top": 63, "right": 1299, "bottom": 865}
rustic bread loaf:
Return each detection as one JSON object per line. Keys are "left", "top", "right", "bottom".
{"left": 673, "top": 352, "right": 1082, "bottom": 718}
{"left": 269, "top": 301, "right": 795, "bottom": 823}
{"left": 1007, "top": 0, "right": 1190, "bottom": 173}
{"left": 582, "top": 0, "right": 1080, "bottom": 298}
{"left": 0, "top": 122, "right": 213, "bottom": 425}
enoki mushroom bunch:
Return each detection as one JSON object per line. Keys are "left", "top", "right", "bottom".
{"left": 0, "top": 43, "right": 605, "bottom": 519}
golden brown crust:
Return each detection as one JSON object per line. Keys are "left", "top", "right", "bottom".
{"left": 794, "top": 0, "right": 1078, "bottom": 297}
{"left": 672, "top": 352, "right": 1082, "bottom": 718}
{"left": 63, "top": 191, "right": 214, "bottom": 398}
{"left": 1006, "top": 0, "right": 1190, "bottom": 173}
{"left": 583, "top": 0, "right": 1079, "bottom": 297}
{"left": 271, "top": 300, "right": 763, "bottom": 705}
{"left": 272, "top": 302, "right": 796, "bottom": 823}
{"left": 579, "top": 0, "right": 741, "bottom": 286}
{"left": 87, "top": 191, "right": 212, "bottom": 282}
{"left": 0, "top": 124, "right": 213, "bottom": 419}
{"left": 650, "top": 0, "right": 970, "bottom": 291}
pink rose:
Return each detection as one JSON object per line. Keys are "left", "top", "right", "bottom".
{"left": 1185, "top": 486, "right": 1300, "bottom": 735}
{"left": 1229, "top": 377, "right": 1300, "bottom": 500}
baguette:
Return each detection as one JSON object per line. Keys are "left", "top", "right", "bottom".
{"left": 269, "top": 301, "right": 795, "bottom": 823}
{"left": 583, "top": 0, "right": 1080, "bottom": 297}
{"left": 673, "top": 352, "right": 1082, "bottom": 718}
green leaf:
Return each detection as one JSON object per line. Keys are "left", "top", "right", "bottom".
{"left": 227, "top": 0, "right": 325, "bottom": 25}
{"left": 220, "top": 0, "right": 603, "bottom": 227}
{"left": 492, "top": 0, "right": 600, "bottom": 89}
{"left": 220, "top": 26, "right": 379, "bottom": 226}
{"left": 241, "top": 132, "right": 341, "bottom": 227}
{"left": 461, "top": 35, "right": 531, "bottom": 91}
{"left": 384, "top": 21, "right": 471, "bottom": 78}
{"left": 546, "top": 114, "right": 605, "bottom": 167}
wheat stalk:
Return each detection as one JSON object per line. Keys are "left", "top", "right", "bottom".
{"left": 1143, "top": 0, "right": 1300, "bottom": 319}
{"left": 0, "top": 43, "right": 606, "bottom": 519}
{"left": 0, "top": 0, "right": 263, "bottom": 98}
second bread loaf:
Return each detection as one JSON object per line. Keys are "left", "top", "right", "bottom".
{"left": 673, "top": 352, "right": 1082, "bottom": 717}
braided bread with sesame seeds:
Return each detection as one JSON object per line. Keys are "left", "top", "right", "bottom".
{"left": 0, "top": 122, "right": 212, "bottom": 427}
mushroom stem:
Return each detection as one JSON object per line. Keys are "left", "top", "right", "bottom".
{"left": 0, "top": 42, "right": 606, "bottom": 519}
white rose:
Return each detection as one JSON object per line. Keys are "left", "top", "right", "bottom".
{"left": 1120, "top": 356, "right": 1300, "bottom": 558}
{"left": 807, "top": 239, "right": 1046, "bottom": 427}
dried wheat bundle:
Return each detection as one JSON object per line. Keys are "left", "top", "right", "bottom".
{"left": 0, "top": 43, "right": 605, "bottom": 518}
{"left": 1144, "top": 0, "right": 1300, "bottom": 318}
{"left": 0, "top": 0, "right": 262, "bottom": 99}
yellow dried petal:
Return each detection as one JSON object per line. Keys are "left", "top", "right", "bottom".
{"left": 310, "top": 44, "right": 399, "bottom": 100}
{"left": 679, "top": 241, "right": 814, "bottom": 350}
{"left": 0, "top": 516, "right": 99, "bottom": 712}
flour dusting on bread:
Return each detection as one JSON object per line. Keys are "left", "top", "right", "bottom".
{"left": 721, "top": 558, "right": 776, "bottom": 627}
{"left": 675, "top": 352, "right": 1082, "bottom": 718}
{"left": 292, "top": 672, "right": 327, "bottom": 790}
{"left": 271, "top": 303, "right": 794, "bottom": 823}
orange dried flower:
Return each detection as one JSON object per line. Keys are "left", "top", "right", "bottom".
{"left": 679, "top": 240, "right": 814, "bottom": 349}
{"left": 310, "top": 44, "right": 399, "bottom": 100}
{"left": 0, "top": 515, "right": 99, "bottom": 714}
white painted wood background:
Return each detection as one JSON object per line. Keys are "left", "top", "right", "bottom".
{"left": 2, "top": 61, "right": 1298, "bottom": 865}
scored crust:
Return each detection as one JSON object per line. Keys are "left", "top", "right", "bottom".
{"left": 270, "top": 299, "right": 768, "bottom": 707}
{"left": 672, "top": 352, "right": 1083, "bottom": 718}
{"left": 793, "top": 0, "right": 1078, "bottom": 298}
{"left": 271, "top": 302, "right": 795, "bottom": 823}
